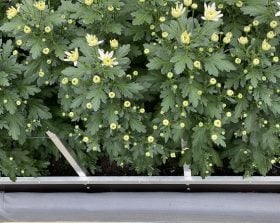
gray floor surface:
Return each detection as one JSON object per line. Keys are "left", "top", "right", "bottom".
{"left": 0, "top": 192, "right": 279, "bottom": 222}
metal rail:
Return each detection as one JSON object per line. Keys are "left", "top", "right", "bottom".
{"left": 0, "top": 176, "right": 280, "bottom": 185}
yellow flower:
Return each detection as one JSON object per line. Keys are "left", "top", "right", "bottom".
{"left": 108, "top": 92, "right": 116, "bottom": 98}
{"left": 180, "top": 31, "right": 191, "bottom": 44}
{"left": 98, "top": 49, "right": 118, "bottom": 67}
{"left": 6, "top": 5, "right": 20, "bottom": 19}
{"left": 144, "top": 48, "right": 150, "bottom": 54}
{"left": 267, "top": 31, "right": 275, "bottom": 39}
{"left": 108, "top": 5, "right": 114, "bottom": 11}
{"left": 226, "top": 89, "right": 234, "bottom": 96}
{"left": 42, "top": 48, "right": 50, "bottom": 55}
{"left": 191, "top": 3, "right": 198, "bottom": 9}
{"left": 45, "top": 26, "right": 51, "bottom": 33}
{"left": 69, "top": 112, "right": 74, "bottom": 118}
{"left": 235, "top": 1, "right": 243, "bottom": 7}
{"left": 261, "top": 39, "right": 271, "bottom": 51}
{"left": 223, "top": 36, "right": 231, "bottom": 44}
{"left": 226, "top": 112, "right": 232, "bottom": 117}
{"left": 184, "top": 0, "right": 192, "bottom": 7}
{"left": 86, "top": 102, "right": 93, "bottom": 109}
{"left": 23, "top": 25, "right": 31, "bottom": 34}
{"left": 139, "top": 108, "right": 145, "bottom": 113}
{"left": 34, "top": 1, "right": 46, "bottom": 11}
{"left": 243, "top": 26, "right": 250, "bottom": 33}
{"left": 238, "top": 36, "right": 248, "bottom": 45}
{"left": 71, "top": 78, "right": 79, "bottom": 85}
{"left": 61, "top": 77, "right": 69, "bottom": 84}
{"left": 171, "top": 3, "right": 186, "bottom": 18}
{"left": 147, "top": 136, "right": 154, "bottom": 143}
{"left": 253, "top": 58, "right": 260, "bottom": 65}
{"left": 82, "top": 137, "right": 89, "bottom": 143}
{"left": 214, "top": 119, "right": 222, "bottom": 128}
{"left": 211, "top": 134, "right": 218, "bottom": 141}
{"left": 124, "top": 101, "right": 131, "bottom": 108}
{"left": 209, "top": 78, "right": 217, "bottom": 85}
{"left": 193, "top": 60, "right": 202, "bottom": 69}
{"left": 159, "top": 16, "right": 166, "bottom": 22}
{"left": 16, "top": 40, "right": 23, "bottom": 46}
{"left": 110, "top": 39, "right": 119, "bottom": 48}
{"left": 123, "top": 135, "right": 130, "bottom": 141}
{"left": 235, "top": 58, "right": 241, "bottom": 64}
{"left": 211, "top": 33, "right": 219, "bottom": 42}
{"left": 110, "top": 123, "right": 117, "bottom": 130}
{"left": 93, "top": 75, "right": 101, "bottom": 83}
{"left": 252, "top": 20, "right": 259, "bottom": 26}
{"left": 270, "top": 20, "right": 278, "bottom": 29}
{"left": 197, "top": 90, "right": 203, "bottom": 96}
{"left": 273, "top": 56, "right": 279, "bottom": 62}
{"left": 162, "top": 119, "right": 169, "bottom": 126}
{"left": 84, "top": 0, "right": 94, "bottom": 6}
{"left": 170, "top": 153, "right": 176, "bottom": 158}
{"left": 202, "top": 3, "right": 223, "bottom": 21}
{"left": 182, "top": 100, "right": 189, "bottom": 107}
{"left": 64, "top": 48, "right": 79, "bottom": 66}
{"left": 162, "top": 32, "right": 169, "bottom": 38}
{"left": 167, "top": 72, "right": 173, "bottom": 78}
{"left": 86, "top": 34, "right": 103, "bottom": 47}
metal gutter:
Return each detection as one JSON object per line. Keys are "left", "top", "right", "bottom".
{"left": 0, "top": 176, "right": 280, "bottom": 185}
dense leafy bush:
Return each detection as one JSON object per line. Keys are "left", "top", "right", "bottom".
{"left": 0, "top": 0, "right": 279, "bottom": 179}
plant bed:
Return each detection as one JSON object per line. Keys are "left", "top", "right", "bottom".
{"left": 0, "top": 0, "right": 279, "bottom": 181}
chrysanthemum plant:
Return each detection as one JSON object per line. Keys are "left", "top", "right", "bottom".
{"left": 0, "top": 0, "right": 279, "bottom": 179}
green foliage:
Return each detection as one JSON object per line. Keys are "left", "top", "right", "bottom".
{"left": 0, "top": 0, "right": 279, "bottom": 179}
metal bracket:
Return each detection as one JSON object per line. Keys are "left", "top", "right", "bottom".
{"left": 46, "top": 131, "right": 89, "bottom": 177}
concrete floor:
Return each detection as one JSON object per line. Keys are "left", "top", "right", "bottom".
{"left": 1, "top": 192, "right": 280, "bottom": 222}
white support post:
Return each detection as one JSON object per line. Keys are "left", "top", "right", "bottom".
{"left": 181, "top": 139, "right": 192, "bottom": 187}
{"left": 183, "top": 165, "right": 192, "bottom": 178}
{"left": 46, "top": 131, "right": 89, "bottom": 177}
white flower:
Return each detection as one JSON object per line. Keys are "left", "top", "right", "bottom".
{"left": 64, "top": 48, "right": 79, "bottom": 66}
{"left": 202, "top": 2, "right": 223, "bottom": 21}
{"left": 34, "top": 1, "right": 46, "bottom": 11}
{"left": 98, "top": 49, "right": 118, "bottom": 67}
{"left": 86, "top": 34, "right": 103, "bottom": 47}
{"left": 276, "top": 2, "right": 280, "bottom": 16}
{"left": 6, "top": 5, "right": 20, "bottom": 19}
{"left": 171, "top": 3, "right": 186, "bottom": 18}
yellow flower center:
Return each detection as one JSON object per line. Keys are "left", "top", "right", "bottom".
{"left": 103, "top": 57, "right": 113, "bottom": 67}
{"left": 68, "top": 53, "right": 78, "bottom": 61}
{"left": 205, "top": 10, "right": 218, "bottom": 20}
{"left": 88, "top": 36, "right": 98, "bottom": 46}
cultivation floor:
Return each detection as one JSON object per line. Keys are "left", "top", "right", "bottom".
{"left": 0, "top": 192, "right": 279, "bottom": 222}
